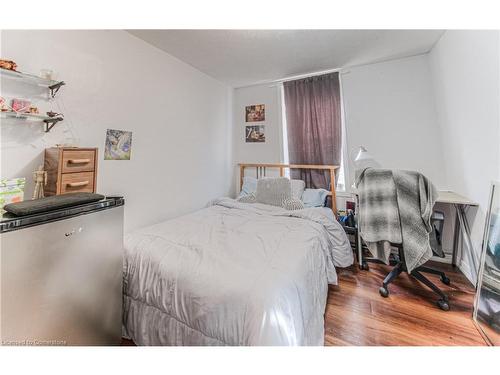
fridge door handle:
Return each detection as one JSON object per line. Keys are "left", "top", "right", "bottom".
{"left": 65, "top": 229, "right": 75, "bottom": 237}
{"left": 65, "top": 227, "right": 83, "bottom": 237}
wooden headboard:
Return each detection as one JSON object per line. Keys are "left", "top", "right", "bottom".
{"left": 238, "top": 163, "right": 339, "bottom": 213}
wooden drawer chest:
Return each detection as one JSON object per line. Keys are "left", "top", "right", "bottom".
{"left": 44, "top": 147, "right": 98, "bottom": 195}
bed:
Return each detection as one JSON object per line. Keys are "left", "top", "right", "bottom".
{"left": 122, "top": 164, "right": 352, "bottom": 346}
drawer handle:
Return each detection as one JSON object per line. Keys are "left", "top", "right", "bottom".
{"left": 67, "top": 181, "right": 89, "bottom": 187}
{"left": 68, "top": 158, "right": 91, "bottom": 164}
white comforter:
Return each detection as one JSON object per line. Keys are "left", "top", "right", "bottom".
{"left": 122, "top": 198, "right": 352, "bottom": 346}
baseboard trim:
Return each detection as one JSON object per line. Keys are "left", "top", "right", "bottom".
{"left": 431, "top": 253, "right": 453, "bottom": 264}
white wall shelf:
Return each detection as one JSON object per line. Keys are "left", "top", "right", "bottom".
{"left": 0, "top": 68, "right": 65, "bottom": 98}
{"left": 1, "top": 67, "right": 66, "bottom": 132}
{"left": 0, "top": 111, "right": 64, "bottom": 132}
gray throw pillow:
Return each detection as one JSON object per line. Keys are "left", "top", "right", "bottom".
{"left": 255, "top": 177, "right": 292, "bottom": 207}
{"left": 237, "top": 193, "right": 256, "bottom": 203}
{"left": 282, "top": 198, "right": 305, "bottom": 210}
{"left": 291, "top": 179, "right": 306, "bottom": 200}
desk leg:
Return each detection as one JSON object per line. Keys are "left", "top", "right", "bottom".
{"left": 455, "top": 204, "right": 479, "bottom": 286}
{"left": 357, "top": 228, "right": 363, "bottom": 267}
{"left": 355, "top": 194, "right": 363, "bottom": 268}
{"left": 452, "top": 208, "right": 460, "bottom": 268}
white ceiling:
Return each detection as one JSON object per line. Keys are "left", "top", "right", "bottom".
{"left": 128, "top": 30, "right": 444, "bottom": 88}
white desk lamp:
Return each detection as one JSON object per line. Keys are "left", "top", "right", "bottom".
{"left": 352, "top": 146, "right": 379, "bottom": 188}
{"left": 354, "top": 146, "right": 373, "bottom": 164}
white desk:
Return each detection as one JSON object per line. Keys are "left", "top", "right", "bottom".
{"left": 437, "top": 191, "right": 478, "bottom": 206}
{"left": 436, "top": 191, "right": 479, "bottom": 285}
{"left": 353, "top": 190, "right": 480, "bottom": 284}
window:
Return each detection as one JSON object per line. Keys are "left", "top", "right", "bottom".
{"left": 279, "top": 72, "right": 347, "bottom": 191}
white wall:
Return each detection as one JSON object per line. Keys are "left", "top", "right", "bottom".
{"left": 341, "top": 54, "right": 446, "bottom": 189}
{"left": 429, "top": 30, "right": 500, "bottom": 279}
{"left": 231, "top": 84, "right": 283, "bottom": 193}
{"left": 0, "top": 30, "right": 233, "bottom": 232}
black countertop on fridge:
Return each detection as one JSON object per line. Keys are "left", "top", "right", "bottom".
{"left": 0, "top": 196, "right": 125, "bottom": 233}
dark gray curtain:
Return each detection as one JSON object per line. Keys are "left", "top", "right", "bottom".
{"left": 283, "top": 72, "right": 342, "bottom": 189}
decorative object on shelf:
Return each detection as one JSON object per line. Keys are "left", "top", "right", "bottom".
{"left": 29, "top": 105, "right": 39, "bottom": 114}
{"left": 47, "top": 110, "right": 63, "bottom": 118}
{"left": 104, "top": 129, "right": 133, "bottom": 160}
{"left": 245, "top": 125, "right": 266, "bottom": 143}
{"left": 32, "top": 165, "right": 48, "bottom": 200}
{"left": 0, "top": 59, "right": 18, "bottom": 71}
{"left": 0, "top": 178, "right": 26, "bottom": 214}
{"left": 245, "top": 104, "right": 265, "bottom": 122}
{"left": 39, "top": 69, "right": 53, "bottom": 80}
{"left": 44, "top": 147, "right": 99, "bottom": 196}
{"left": 44, "top": 111, "right": 64, "bottom": 132}
{"left": 0, "top": 97, "right": 9, "bottom": 112}
{"left": 11, "top": 98, "right": 31, "bottom": 113}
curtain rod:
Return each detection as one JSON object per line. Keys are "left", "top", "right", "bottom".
{"left": 250, "top": 67, "right": 350, "bottom": 88}
{"left": 268, "top": 67, "right": 349, "bottom": 85}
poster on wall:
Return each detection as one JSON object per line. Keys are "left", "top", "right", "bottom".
{"left": 104, "top": 129, "right": 133, "bottom": 160}
{"left": 245, "top": 125, "right": 265, "bottom": 143}
{"left": 245, "top": 104, "right": 265, "bottom": 122}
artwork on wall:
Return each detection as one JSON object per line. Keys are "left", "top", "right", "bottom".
{"left": 245, "top": 125, "right": 266, "bottom": 143}
{"left": 245, "top": 104, "right": 265, "bottom": 122}
{"left": 104, "top": 129, "right": 133, "bottom": 160}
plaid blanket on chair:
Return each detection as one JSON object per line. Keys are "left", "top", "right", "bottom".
{"left": 356, "top": 168, "right": 437, "bottom": 272}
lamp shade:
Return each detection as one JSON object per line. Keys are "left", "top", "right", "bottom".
{"left": 352, "top": 146, "right": 379, "bottom": 188}
{"left": 354, "top": 146, "right": 374, "bottom": 164}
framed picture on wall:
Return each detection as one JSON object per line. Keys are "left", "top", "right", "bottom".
{"left": 245, "top": 125, "right": 265, "bottom": 143}
{"left": 104, "top": 129, "right": 133, "bottom": 160}
{"left": 245, "top": 104, "right": 265, "bottom": 122}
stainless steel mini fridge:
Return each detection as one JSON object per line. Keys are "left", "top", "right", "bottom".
{"left": 0, "top": 197, "right": 124, "bottom": 346}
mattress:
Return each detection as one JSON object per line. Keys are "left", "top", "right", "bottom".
{"left": 122, "top": 198, "right": 352, "bottom": 345}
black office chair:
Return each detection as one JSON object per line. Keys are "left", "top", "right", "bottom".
{"left": 362, "top": 211, "right": 452, "bottom": 311}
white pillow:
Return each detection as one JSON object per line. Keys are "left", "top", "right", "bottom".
{"left": 255, "top": 177, "right": 292, "bottom": 207}
{"left": 301, "top": 188, "right": 330, "bottom": 208}
{"left": 238, "top": 176, "right": 258, "bottom": 198}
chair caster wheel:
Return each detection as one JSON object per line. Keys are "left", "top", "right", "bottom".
{"left": 361, "top": 262, "right": 369, "bottom": 271}
{"left": 379, "top": 287, "right": 389, "bottom": 298}
{"left": 440, "top": 276, "right": 451, "bottom": 285}
{"left": 437, "top": 299, "right": 450, "bottom": 311}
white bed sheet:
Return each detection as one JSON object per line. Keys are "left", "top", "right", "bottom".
{"left": 122, "top": 198, "right": 352, "bottom": 346}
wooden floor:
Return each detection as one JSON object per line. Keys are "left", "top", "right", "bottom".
{"left": 122, "top": 261, "right": 487, "bottom": 346}
{"left": 325, "top": 261, "right": 487, "bottom": 346}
